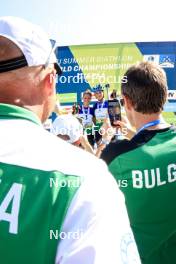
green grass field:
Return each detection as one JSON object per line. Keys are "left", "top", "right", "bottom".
{"left": 163, "top": 112, "right": 176, "bottom": 125}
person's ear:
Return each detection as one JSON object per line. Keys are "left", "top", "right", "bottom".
{"left": 44, "top": 70, "right": 56, "bottom": 96}
{"left": 123, "top": 95, "right": 133, "bottom": 111}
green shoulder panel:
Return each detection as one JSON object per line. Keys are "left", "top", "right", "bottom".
{"left": 0, "top": 162, "right": 82, "bottom": 264}
{"left": 108, "top": 131, "right": 176, "bottom": 263}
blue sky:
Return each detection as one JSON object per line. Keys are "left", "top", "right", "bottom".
{"left": 1, "top": 0, "right": 176, "bottom": 46}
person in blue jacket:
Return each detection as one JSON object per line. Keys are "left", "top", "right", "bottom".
{"left": 92, "top": 84, "right": 109, "bottom": 144}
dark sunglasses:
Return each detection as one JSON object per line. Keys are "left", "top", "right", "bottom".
{"left": 44, "top": 41, "right": 62, "bottom": 75}
{"left": 120, "top": 98, "right": 124, "bottom": 107}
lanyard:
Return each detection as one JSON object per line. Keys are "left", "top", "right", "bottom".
{"left": 82, "top": 106, "right": 90, "bottom": 120}
{"left": 137, "top": 119, "right": 161, "bottom": 134}
{"left": 97, "top": 101, "right": 105, "bottom": 112}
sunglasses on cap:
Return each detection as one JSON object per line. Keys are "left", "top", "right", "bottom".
{"left": 44, "top": 40, "right": 62, "bottom": 75}
{"left": 0, "top": 41, "right": 62, "bottom": 75}
{"left": 119, "top": 98, "right": 124, "bottom": 107}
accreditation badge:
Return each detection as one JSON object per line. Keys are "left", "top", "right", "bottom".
{"left": 95, "top": 108, "right": 108, "bottom": 122}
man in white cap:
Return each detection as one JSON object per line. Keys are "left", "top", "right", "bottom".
{"left": 52, "top": 115, "right": 95, "bottom": 154}
{"left": 52, "top": 115, "right": 83, "bottom": 145}
{"left": 0, "top": 16, "right": 140, "bottom": 264}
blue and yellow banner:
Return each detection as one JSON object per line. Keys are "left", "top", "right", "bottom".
{"left": 53, "top": 41, "right": 176, "bottom": 123}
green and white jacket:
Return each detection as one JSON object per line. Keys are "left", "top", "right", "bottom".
{"left": 0, "top": 103, "right": 140, "bottom": 264}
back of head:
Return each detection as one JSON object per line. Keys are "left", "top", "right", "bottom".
{"left": 121, "top": 61, "right": 168, "bottom": 114}
{"left": 0, "top": 16, "right": 61, "bottom": 121}
{"left": 52, "top": 115, "right": 83, "bottom": 144}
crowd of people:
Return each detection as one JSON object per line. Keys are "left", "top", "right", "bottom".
{"left": 51, "top": 84, "right": 125, "bottom": 157}
{"left": 0, "top": 15, "right": 176, "bottom": 264}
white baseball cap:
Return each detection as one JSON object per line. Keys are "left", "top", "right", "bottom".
{"left": 0, "top": 16, "right": 61, "bottom": 74}
{"left": 52, "top": 115, "right": 83, "bottom": 144}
